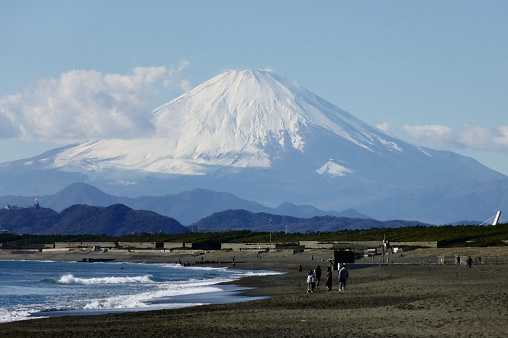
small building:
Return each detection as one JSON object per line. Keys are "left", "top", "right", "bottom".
{"left": 163, "top": 242, "right": 193, "bottom": 250}
{"left": 117, "top": 242, "right": 157, "bottom": 249}
{"left": 54, "top": 242, "right": 116, "bottom": 249}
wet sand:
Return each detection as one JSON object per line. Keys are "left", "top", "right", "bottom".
{"left": 1, "top": 247, "right": 508, "bottom": 337}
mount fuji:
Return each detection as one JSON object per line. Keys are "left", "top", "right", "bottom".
{"left": 1, "top": 70, "right": 507, "bottom": 224}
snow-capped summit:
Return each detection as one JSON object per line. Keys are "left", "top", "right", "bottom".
{"left": 153, "top": 69, "right": 388, "bottom": 154}
{"left": 1, "top": 69, "right": 506, "bottom": 224}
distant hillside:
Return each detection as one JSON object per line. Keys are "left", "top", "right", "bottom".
{"left": 0, "top": 204, "right": 187, "bottom": 236}
{"left": 191, "top": 209, "right": 430, "bottom": 233}
{"left": 0, "top": 182, "right": 365, "bottom": 225}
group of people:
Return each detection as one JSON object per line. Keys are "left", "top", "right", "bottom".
{"left": 305, "top": 266, "right": 321, "bottom": 293}
{"left": 304, "top": 263, "right": 349, "bottom": 293}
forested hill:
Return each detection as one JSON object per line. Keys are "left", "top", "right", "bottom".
{"left": 0, "top": 205, "right": 431, "bottom": 236}
{"left": 191, "top": 209, "right": 432, "bottom": 233}
{"left": 0, "top": 204, "right": 187, "bottom": 236}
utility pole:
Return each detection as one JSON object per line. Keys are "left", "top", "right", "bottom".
{"left": 269, "top": 219, "right": 272, "bottom": 248}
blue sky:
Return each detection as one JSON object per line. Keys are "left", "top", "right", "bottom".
{"left": 1, "top": 1, "right": 508, "bottom": 175}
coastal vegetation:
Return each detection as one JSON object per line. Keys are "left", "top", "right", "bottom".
{"left": 1, "top": 223, "right": 507, "bottom": 249}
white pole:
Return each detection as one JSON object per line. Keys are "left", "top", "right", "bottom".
{"left": 493, "top": 211, "right": 502, "bottom": 225}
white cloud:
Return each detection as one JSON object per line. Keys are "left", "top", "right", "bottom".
{"left": 0, "top": 62, "right": 190, "bottom": 143}
{"left": 400, "top": 124, "right": 508, "bottom": 152}
{"left": 0, "top": 94, "right": 24, "bottom": 138}
{"left": 458, "top": 124, "right": 508, "bottom": 151}
{"left": 375, "top": 122, "right": 391, "bottom": 134}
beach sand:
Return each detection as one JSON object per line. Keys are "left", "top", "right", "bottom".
{"left": 1, "top": 247, "right": 508, "bottom": 337}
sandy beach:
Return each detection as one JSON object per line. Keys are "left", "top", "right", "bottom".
{"left": 1, "top": 247, "right": 508, "bottom": 337}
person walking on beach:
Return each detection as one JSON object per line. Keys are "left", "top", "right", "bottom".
{"left": 325, "top": 267, "right": 332, "bottom": 291}
{"left": 306, "top": 269, "right": 315, "bottom": 293}
{"left": 338, "top": 264, "right": 349, "bottom": 291}
{"left": 315, "top": 266, "right": 322, "bottom": 288}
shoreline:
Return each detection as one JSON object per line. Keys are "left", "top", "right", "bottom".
{"left": 0, "top": 249, "right": 284, "bottom": 322}
{"left": 2, "top": 247, "right": 508, "bottom": 337}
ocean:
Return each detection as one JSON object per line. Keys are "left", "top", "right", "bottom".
{"left": 0, "top": 260, "right": 280, "bottom": 323}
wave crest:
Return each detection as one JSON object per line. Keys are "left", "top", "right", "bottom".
{"left": 58, "top": 274, "right": 154, "bottom": 285}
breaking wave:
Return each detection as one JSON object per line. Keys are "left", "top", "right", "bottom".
{"left": 58, "top": 274, "right": 154, "bottom": 285}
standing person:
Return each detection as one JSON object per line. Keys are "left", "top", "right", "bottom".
{"left": 338, "top": 264, "right": 349, "bottom": 291}
{"left": 306, "top": 269, "right": 314, "bottom": 293}
{"left": 315, "top": 266, "right": 322, "bottom": 288}
{"left": 325, "top": 267, "right": 332, "bottom": 291}
{"left": 311, "top": 269, "right": 316, "bottom": 292}
{"left": 298, "top": 264, "right": 302, "bottom": 272}
{"left": 467, "top": 256, "right": 473, "bottom": 268}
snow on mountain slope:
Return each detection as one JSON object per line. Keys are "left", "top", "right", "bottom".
{"left": 48, "top": 70, "right": 407, "bottom": 175}
{"left": 153, "top": 70, "right": 408, "bottom": 158}
{"left": 316, "top": 161, "right": 353, "bottom": 177}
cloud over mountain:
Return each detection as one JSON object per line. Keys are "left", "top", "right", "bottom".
{"left": 0, "top": 62, "right": 190, "bottom": 142}
{"left": 401, "top": 123, "right": 508, "bottom": 152}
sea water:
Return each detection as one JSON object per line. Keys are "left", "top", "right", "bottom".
{"left": 0, "top": 260, "right": 280, "bottom": 323}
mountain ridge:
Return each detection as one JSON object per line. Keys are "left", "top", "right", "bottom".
{"left": 0, "top": 182, "right": 365, "bottom": 225}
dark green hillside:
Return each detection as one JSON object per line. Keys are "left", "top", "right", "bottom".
{"left": 0, "top": 207, "right": 57, "bottom": 234}
{"left": 0, "top": 204, "right": 187, "bottom": 236}
{"left": 192, "top": 209, "right": 430, "bottom": 233}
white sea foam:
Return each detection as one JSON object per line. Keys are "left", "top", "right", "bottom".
{"left": 82, "top": 275, "right": 237, "bottom": 310}
{"left": 58, "top": 274, "right": 154, "bottom": 285}
{"left": 0, "top": 306, "right": 41, "bottom": 323}
{"left": 84, "top": 284, "right": 222, "bottom": 310}
{"left": 80, "top": 270, "right": 282, "bottom": 311}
